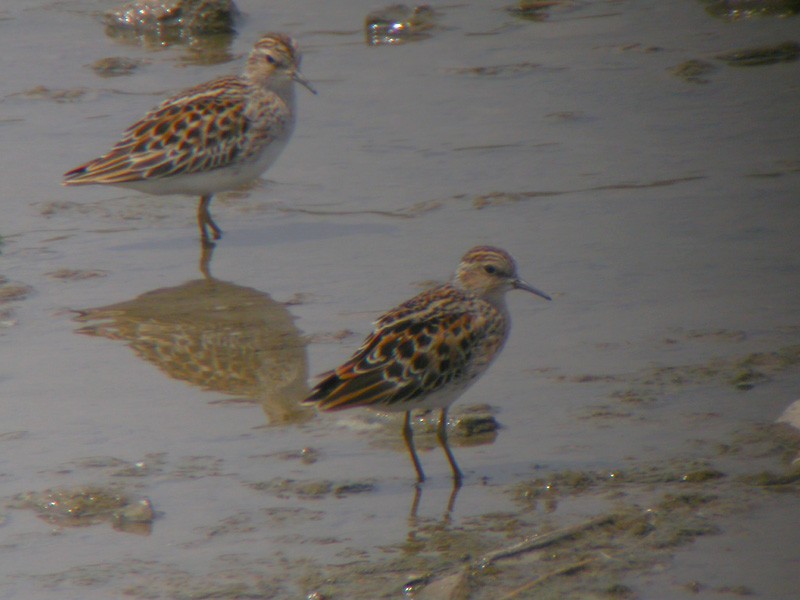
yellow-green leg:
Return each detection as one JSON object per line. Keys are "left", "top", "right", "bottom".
{"left": 437, "top": 407, "right": 463, "bottom": 486}
{"left": 403, "top": 411, "right": 426, "bottom": 483}
{"left": 198, "top": 195, "right": 222, "bottom": 243}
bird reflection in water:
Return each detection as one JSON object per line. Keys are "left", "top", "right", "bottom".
{"left": 73, "top": 244, "right": 312, "bottom": 426}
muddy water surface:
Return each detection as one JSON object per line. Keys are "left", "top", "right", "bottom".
{"left": 1, "top": 1, "right": 799, "bottom": 598}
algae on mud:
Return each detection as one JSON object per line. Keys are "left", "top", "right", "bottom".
{"left": 9, "top": 486, "right": 155, "bottom": 534}
{"left": 557, "top": 344, "right": 800, "bottom": 408}
{"left": 716, "top": 41, "right": 800, "bottom": 66}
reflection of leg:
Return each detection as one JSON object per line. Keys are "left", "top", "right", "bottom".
{"left": 437, "top": 408, "right": 463, "bottom": 486}
{"left": 403, "top": 411, "right": 426, "bottom": 483}
{"left": 198, "top": 195, "right": 223, "bottom": 243}
{"left": 407, "top": 480, "right": 459, "bottom": 525}
{"left": 445, "top": 479, "right": 461, "bottom": 522}
{"left": 408, "top": 483, "right": 423, "bottom": 522}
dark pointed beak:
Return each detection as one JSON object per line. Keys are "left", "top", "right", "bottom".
{"left": 294, "top": 71, "right": 318, "bottom": 95}
{"left": 513, "top": 279, "right": 551, "bottom": 301}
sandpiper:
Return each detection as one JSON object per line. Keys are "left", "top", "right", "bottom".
{"left": 63, "top": 33, "right": 316, "bottom": 244}
{"left": 304, "top": 246, "right": 551, "bottom": 485}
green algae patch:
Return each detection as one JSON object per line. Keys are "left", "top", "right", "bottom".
{"left": 0, "top": 281, "right": 33, "bottom": 303}
{"left": 245, "top": 477, "right": 377, "bottom": 500}
{"left": 668, "top": 59, "right": 717, "bottom": 84}
{"left": 724, "top": 421, "right": 800, "bottom": 466}
{"left": 740, "top": 465, "right": 800, "bottom": 488}
{"left": 717, "top": 42, "right": 800, "bottom": 66}
{"left": 506, "top": 0, "right": 582, "bottom": 22}
{"left": 511, "top": 470, "right": 601, "bottom": 505}
{"left": 511, "top": 461, "right": 727, "bottom": 508}
{"left": 9, "top": 485, "right": 154, "bottom": 534}
{"left": 89, "top": 57, "right": 144, "bottom": 78}
{"left": 562, "top": 345, "right": 800, "bottom": 409}
{"left": 681, "top": 468, "right": 725, "bottom": 483}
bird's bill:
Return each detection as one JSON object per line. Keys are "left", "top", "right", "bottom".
{"left": 513, "top": 279, "right": 552, "bottom": 301}
{"left": 294, "top": 71, "right": 318, "bottom": 95}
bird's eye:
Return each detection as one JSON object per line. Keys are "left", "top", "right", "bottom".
{"left": 265, "top": 55, "right": 277, "bottom": 65}
{"left": 484, "top": 265, "right": 497, "bottom": 275}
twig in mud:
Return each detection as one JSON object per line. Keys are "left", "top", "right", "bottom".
{"left": 498, "top": 558, "right": 594, "bottom": 600}
{"left": 406, "top": 514, "right": 616, "bottom": 598}
{"left": 476, "top": 513, "right": 616, "bottom": 568}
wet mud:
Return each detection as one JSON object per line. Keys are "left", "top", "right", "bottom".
{"left": 1, "top": 0, "right": 799, "bottom": 598}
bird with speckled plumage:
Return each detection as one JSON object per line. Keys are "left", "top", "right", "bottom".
{"left": 63, "top": 33, "right": 316, "bottom": 244}
{"left": 304, "top": 246, "right": 551, "bottom": 485}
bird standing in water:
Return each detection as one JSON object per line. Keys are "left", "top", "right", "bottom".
{"left": 304, "top": 246, "right": 551, "bottom": 485}
{"left": 63, "top": 33, "right": 316, "bottom": 245}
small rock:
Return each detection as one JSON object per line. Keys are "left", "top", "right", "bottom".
{"left": 365, "top": 4, "right": 437, "bottom": 46}
{"left": 114, "top": 497, "right": 155, "bottom": 523}
{"left": 105, "top": 0, "right": 238, "bottom": 34}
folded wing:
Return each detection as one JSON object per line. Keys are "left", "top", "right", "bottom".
{"left": 63, "top": 78, "right": 264, "bottom": 185}
{"left": 306, "top": 304, "right": 489, "bottom": 411}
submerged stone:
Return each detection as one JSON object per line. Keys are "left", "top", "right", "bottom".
{"left": 365, "top": 4, "right": 438, "bottom": 46}
{"left": 105, "top": 0, "right": 238, "bottom": 34}
{"left": 410, "top": 404, "right": 499, "bottom": 445}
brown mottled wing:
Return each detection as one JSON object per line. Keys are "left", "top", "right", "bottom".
{"left": 63, "top": 77, "right": 275, "bottom": 184}
{"left": 305, "top": 288, "right": 495, "bottom": 411}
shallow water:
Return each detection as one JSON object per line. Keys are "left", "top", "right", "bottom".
{"left": 1, "top": 0, "right": 799, "bottom": 598}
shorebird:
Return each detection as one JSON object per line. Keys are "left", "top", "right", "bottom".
{"left": 304, "top": 246, "right": 551, "bottom": 484}
{"left": 63, "top": 33, "right": 315, "bottom": 244}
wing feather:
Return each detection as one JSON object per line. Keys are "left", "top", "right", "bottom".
{"left": 63, "top": 77, "right": 277, "bottom": 185}
{"left": 305, "top": 287, "right": 497, "bottom": 412}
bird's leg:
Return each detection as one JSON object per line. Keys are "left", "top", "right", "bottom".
{"left": 437, "top": 407, "right": 463, "bottom": 487}
{"left": 403, "top": 411, "right": 426, "bottom": 483}
{"left": 198, "top": 195, "right": 223, "bottom": 243}
{"left": 198, "top": 238, "right": 215, "bottom": 279}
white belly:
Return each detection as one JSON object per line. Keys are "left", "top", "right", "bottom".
{"left": 119, "top": 136, "right": 291, "bottom": 197}
{"left": 374, "top": 376, "right": 483, "bottom": 414}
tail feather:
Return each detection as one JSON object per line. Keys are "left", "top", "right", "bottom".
{"left": 305, "top": 371, "right": 396, "bottom": 411}
{"left": 63, "top": 154, "right": 140, "bottom": 186}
